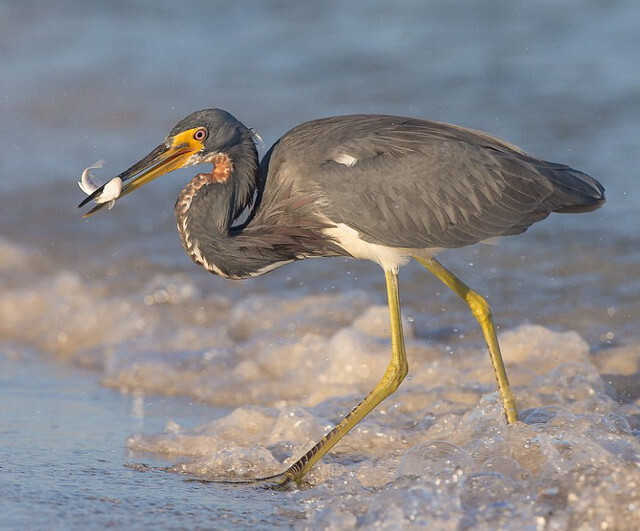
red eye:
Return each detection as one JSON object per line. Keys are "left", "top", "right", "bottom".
{"left": 193, "top": 128, "right": 207, "bottom": 141}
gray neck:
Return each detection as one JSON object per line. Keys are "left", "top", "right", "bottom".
{"left": 174, "top": 145, "right": 343, "bottom": 279}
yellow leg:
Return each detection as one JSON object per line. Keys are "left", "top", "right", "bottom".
{"left": 254, "top": 268, "right": 408, "bottom": 488}
{"left": 413, "top": 255, "right": 518, "bottom": 424}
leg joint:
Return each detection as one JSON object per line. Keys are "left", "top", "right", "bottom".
{"left": 465, "top": 290, "right": 492, "bottom": 325}
{"left": 382, "top": 359, "right": 408, "bottom": 394}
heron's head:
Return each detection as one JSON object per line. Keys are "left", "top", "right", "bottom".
{"left": 78, "top": 109, "right": 250, "bottom": 216}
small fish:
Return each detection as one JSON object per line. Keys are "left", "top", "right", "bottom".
{"left": 78, "top": 160, "right": 122, "bottom": 210}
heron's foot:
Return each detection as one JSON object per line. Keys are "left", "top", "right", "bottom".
{"left": 127, "top": 461, "right": 307, "bottom": 489}
{"left": 184, "top": 467, "right": 305, "bottom": 491}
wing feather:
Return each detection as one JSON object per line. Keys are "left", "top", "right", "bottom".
{"left": 261, "top": 115, "right": 604, "bottom": 250}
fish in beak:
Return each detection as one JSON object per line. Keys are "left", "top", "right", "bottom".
{"left": 78, "top": 128, "right": 207, "bottom": 217}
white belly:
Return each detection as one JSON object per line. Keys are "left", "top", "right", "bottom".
{"left": 323, "top": 223, "right": 438, "bottom": 272}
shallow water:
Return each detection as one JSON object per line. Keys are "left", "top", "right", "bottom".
{"left": 2, "top": 0, "right": 640, "bottom": 529}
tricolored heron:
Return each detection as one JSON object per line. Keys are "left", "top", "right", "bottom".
{"left": 79, "top": 109, "right": 605, "bottom": 486}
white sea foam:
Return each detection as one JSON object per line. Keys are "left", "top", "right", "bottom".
{"left": 1, "top": 234, "right": 639, "bottom": 528}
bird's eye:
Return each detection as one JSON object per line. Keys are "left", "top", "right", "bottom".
{"left": 193, "top": 128, "right": 208, "bottom": 141}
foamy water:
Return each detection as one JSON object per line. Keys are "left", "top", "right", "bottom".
{"left": 2, "top": 229, "right": 640, "bottom": 527}
{"left": 2, "top": 0, "right": 640, "bottom": 528}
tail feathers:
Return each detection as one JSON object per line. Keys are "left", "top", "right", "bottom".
{"left": 546, "top": 164, "right": 606, "bottom": 214}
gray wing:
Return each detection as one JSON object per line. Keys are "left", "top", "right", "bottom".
{"left": 262, "top": 115, "right": 604, "bottom": 249}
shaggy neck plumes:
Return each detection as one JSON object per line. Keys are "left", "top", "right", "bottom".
{"left": 174, "top": 135, "right": 342, "bottom": 279}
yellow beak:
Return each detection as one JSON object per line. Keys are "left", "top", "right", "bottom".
{"left": 79, "top": 129, "right": 205, "bottom": 217}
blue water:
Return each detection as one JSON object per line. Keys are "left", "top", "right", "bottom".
{"left": 1, "top": 1, "right": 639, "bottom": 528}
{"left": 1, "top": 352, "right": 280, "bottom": 529}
